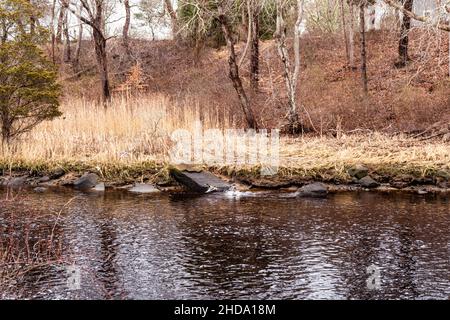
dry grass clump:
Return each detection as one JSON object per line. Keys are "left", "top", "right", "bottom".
{"left": 2, "top": 94, "right": 230, "bottom": 165}
{"left": 0, "top": 194, "right": 65, "bottom": 298}
{"left": 280, "top": 133, "right": 450, "bottom": 179}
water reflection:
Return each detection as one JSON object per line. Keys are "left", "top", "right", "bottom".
{"left": 0, "top": 189, "right": 449, "bottom": 299}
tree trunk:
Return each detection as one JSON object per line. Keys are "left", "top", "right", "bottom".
{"left": 348, "top": 3, "right": 356, "bottom": 69}
{"left": 29, "top": 0, "right": 36, "bottom": 36}
{"left": 397, "top": 0, "right": 413, "bottom": 68}
{"left": 61, "top": 0, "right": 111, "bottom": 104}
{"left": 56, "top": 6, "right": 65, "bottom": 44}
{"left": 1, "top": 113, "right": 11, "bottom": 146}
{"left": 73, "top": 4, "right": 83, "bottom": 72}
{"left": 340, "top": 0, "right": 350, "bottom": 66}
{"left": 93, "top": 29, "right": 111, "bottom": 104}
{"left": 359, "top": 4, "right": 368, "bottom": 94}
{"left": 122, "top": 0, "right": 131, "bottom": 56}
{"left": 275, "top": 0, "right": 304, "bottom": 133}
{"left": 63, "top": 11, "right": 71, "bottom": 62}
{"left": 250, "top": 1, "right": 260, "bottom": 91}
{"left": 218, "top": 12, "right": 258, "bottom": 130}
{"left": 51, "top": 0, "right": 56, "bottom": 63}
{"left": 164, "top": 0, "right": 178, "bottom": 40}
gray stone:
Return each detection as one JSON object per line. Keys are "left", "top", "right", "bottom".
{"left": 348, "top": 164, "right": 369, "bottom": 180}
{"left": 169, "top": 167, "right": 231, "bottom": 193}
{"left": 34, "top": 187, "right": 47, "bottom": 193}
{"left": 390, "top": 180, "right": 408, "bottom": 189}
{"left": 50, "top": 168, "right": 65, "bottom": 179}
{"left": 436, "top": 170, "right": 450, "bottom": 180}
{"left": 128, "top": 183, "right": 160, "bottom": 193}
{"left": 358, "top": 176, "right": 379, "bottom": 188}
{"left": 6, "top": 176, "right": 27, "bottom": 188}
{"left": 73, "top": 173, "right": 98, "bottom": 190}
{"left": 38, "top": 176, "right": 50, "bottom": 183}
{"left": 443, "top": 133, "right": 450, "bottom": 142}
{"left": 295, "top": 182, "right": 328, "bottom": 198}
{"left": 93, "top": 183, "right": 105, "bottom": 192}
{"left": 417, "top": 189, "right": 428, "bottom": 195}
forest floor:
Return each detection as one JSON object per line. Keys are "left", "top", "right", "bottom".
{"left": 1, "top": 29, "right": 449, "bottom": 192}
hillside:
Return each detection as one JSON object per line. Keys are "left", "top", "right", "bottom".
{"left": 59, "top": 29, "right": 450, "bottom": 134}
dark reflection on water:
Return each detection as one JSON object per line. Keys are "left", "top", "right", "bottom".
{"left": 0, "top": 188, "right": 449, "bottom": 300}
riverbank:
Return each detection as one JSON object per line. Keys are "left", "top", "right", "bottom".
{"left": 1, "top": 133, "right": 449, "bottom": 194}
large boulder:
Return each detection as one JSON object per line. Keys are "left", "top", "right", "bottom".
{"left": 73, "top": 173, "right": 99, "bottom": 190}
{"left": 358, "top": 176, "right": 379, "bottom": 188}
{"left": 5, "top": 176, "right": 28, "bottom": 188}
{"left": 348, "top": 164, "right": 369, "bottom": 180}
{"left": 169, "top": 167, "right": 231, "bottom": 193}
{"left": 295, "top": 182, "right": 328, "bottom": 198}
{"left": 436, "top": 170, "right": 450, "bottom": 180}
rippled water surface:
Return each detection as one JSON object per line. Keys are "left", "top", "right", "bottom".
{"left": 1, "top": 189, "right": 449, "bottom": 299}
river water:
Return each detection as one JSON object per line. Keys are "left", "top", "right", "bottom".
{"left": 0, "top": 189, "right": 449, "bottom": 300}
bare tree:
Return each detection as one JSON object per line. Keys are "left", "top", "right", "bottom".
{"left": 396, "top": 0, "right": 413, "bottom": 68}
{"left": 447, "top": 3, "right": 450, "bottom": 76}
{"left": 359, "top": 1, "right": 368, "bottom": 94}
{"left": 63, "top": 9, "right": 71, "bottom": 62}
{"left": 217, "top": 2, "right": 258, "bottom": 130}
{"left": 340, "top": 0, "right": 351, "bottom": 66}
{"left": 62, "top": 0, "right": 111, "bottom": 104}
{"left": 383, "top": 0, "right": 450, "bottom": 31}
{"left": 50, "top": 0, "right": 57, "bottom": 63}
{"left": 121, "top": 0, "right": 131, "bottom": 56}
{"left": 274, "top": 0, "right": 305, "bottom": 133}
{"left": 73, "top": 3, "right": 84, "bottom": 71}
{"left": 164, "top": 0, "right": 178, "bottom": 39}
{"left": 250, "top": 0, "right": 260, "bottom": 91}
{"left": 348, "top": 1, "right": 356, "bottom": 69}
{"left": 56, "top": 4, "right": 65, "bottom": 44}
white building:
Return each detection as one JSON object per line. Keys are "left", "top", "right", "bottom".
{"left": 365, "top": 0, "right": 446, "bottom": 31}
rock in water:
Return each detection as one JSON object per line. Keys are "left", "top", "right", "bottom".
{"left": 348, "top": 164, "right": 369, "bottom": 180}
{"left": 128, "top": 183, "right": 160, "bottom": 194}
{"left": 34, "top": 187, "right": 47, "bottom": 193}
{"left": 6, "top": 176, "right": 27, "bottom": 188}
{"left": 169, "top": 167, "right": 231, "bottom": 193}
{"left": 295, "top": 182, "right": 328, "bottom": 198}
{"left": 358, "top": 176, "right": 379, "bottom": 188}
{"left": 93, "top": 183, "right": 106, "bottom": 192}
{"left": 73, "top": 173, "right": 98, "bottom": 190}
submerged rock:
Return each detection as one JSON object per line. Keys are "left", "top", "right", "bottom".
{"left": 295, "top": 182, "right": 328, "bottom": 198}
{"left": 73, "top": 173, "right": 99, "bottom": 190}
{"left": 348, "top": 164, "right": 369, "bottom": 180}
{"left": 128, "top": 183, "right": 160, "bottom": 194}
{"left": 169, "top": 167, "right": 231, "bottom": 193}
{"left": 34, "top": 187, "right": 47, "bottom": 193}
{"left": 358, "top": 176, "right": 379, "bottom": 188}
